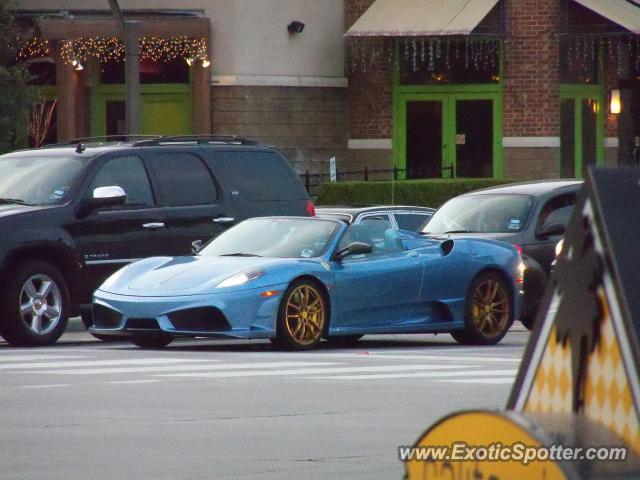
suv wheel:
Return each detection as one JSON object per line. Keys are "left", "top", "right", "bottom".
{"left": 0, "top": 261, "right": 69, "bottom": 346}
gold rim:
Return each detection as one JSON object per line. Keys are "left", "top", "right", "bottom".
{"left": 471, "top": 279, "right": 509, "bottom": 338}
{"left": 284, "top": 284, "right": 326, "bottom": 346}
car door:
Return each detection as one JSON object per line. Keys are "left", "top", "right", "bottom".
{"left": 332, "top": 219, "right": 423, "bottom": 330}
{"left": 526, "top": 192, "right": 577, "bottom": 273}
{"left": 145, "top": 150, "right": 237, "bottom": 256}
{"left": 68, "top": 153, "right": 169, "bottom": 300}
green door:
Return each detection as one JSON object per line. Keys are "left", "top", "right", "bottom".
{"left": 92, "top": 86, "right": 192, "bottom": 137}
{"left": 559, "top": 86, "right": 605, "bottom": 178}
{"left": 396, "top": 92, "right": 502, "bottom": 179}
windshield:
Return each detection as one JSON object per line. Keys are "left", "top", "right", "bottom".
{"left": 423, "top": 194, "right": 535, "bottom": 234}
{"left": 0, "top": 155, "right": 85, "bottom": 206}
{"left": 200, "top": 218, "right": 340, "bottom": 258}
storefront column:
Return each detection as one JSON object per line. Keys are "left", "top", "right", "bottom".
{"left": 192, "top": 62, "right": 212, "bottom": 134}
{"left": 55, "top": 42, "right": 79, "bottom": 142}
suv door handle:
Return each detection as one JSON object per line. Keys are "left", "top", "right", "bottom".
{"left": 213, "top": 217, "right": 235, "bottom": 224}
{"left": 142, "top": 222, "right": 165, "bottom": 229}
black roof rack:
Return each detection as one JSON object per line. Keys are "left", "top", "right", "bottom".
{"left": 133, "top": 135, "right": 259, "bottom": 146}
{"left": 40, "top": 135, "right": 162, "bottom": 149}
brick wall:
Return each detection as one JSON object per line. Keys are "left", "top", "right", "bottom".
{"left": 346, "top": 0, "right": 393, "bottom": 140}
{"left": 503, "top": 0, "right": 561, "bottom": 138}
{"left": 211, "top": 85, "right": 348, "bottom": 174}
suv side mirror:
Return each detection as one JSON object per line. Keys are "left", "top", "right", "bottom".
{"left": 537, "top": 222, "right": 565, "bottom": 238}
{"left": 334, "top": 242, "right": 373, "bottom": 261}
{"left": 88, "top": 186, "right": 126, "bottom": 210}
{"left": 191, "top": 240, "right": 204, "bottom": 255}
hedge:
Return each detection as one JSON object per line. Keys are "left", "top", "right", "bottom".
{"left": 316, "top": 178, "right": 519, "bottom": 209}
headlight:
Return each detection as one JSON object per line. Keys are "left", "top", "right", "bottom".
{"left": 555, "top": 239, "right": 564, "bottom": 257}
{"left": 216, "top": 270, "right": 265, "bottom": 288}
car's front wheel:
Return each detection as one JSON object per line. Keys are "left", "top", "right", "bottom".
{"left": 131, "top": 334, "right": 174, "bottom": 349}
{"left": 450, "top": 272, "right": 513, "bottom": 346}
{"left": 271, "top": 279, "right": 328, "bottom": 350}
{"left": 0, "top": 261, "right": 69, "bottom": 346}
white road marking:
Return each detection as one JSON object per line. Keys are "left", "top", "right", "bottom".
{"left": 310, "top": 369, "right": 518, "bottom": 380}
{"left": 19, "top": 384, "right": 72, "bottom": 389}
{"left": 281, "top": 353, "right": 521, "bottom": 363}
{"left": 437, "top": 378, "right": 515, "bottom": 384}
{"left": 0, "top": 358, "right": 215, "bottom": 370}
{"left": 0, "top": 355, "right": 89, "bottom": 362}
{"left": 25, "top": 361, "right": 341, "bottom": 375}
{"left": 107, "top": 380, "right": 161, "bottom": 385}
{"left": 158, "top": 364, "right": 475, "bottom": 379}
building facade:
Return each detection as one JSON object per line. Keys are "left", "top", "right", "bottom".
{"left": 346, "top": 0, "right": 640, "bottom": 180}
{"left": 16, "top": 0, "right": 347, "bottom": 174}
{"left": 13, "top": 0, "right": 640, "bottom": 181}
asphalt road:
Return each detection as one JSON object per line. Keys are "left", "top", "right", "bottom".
{"left": 0, "top": 326, "right": 529, "bottom": 480}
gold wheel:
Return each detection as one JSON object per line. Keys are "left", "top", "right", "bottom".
{"left": 283, "top": 283, "right": 326, "bottom": 347}
{"left": 471, "top": 278, "right": 509, "bottom": 338}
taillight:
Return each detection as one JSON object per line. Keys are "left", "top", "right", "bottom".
{"left": 513, "top": 243, "right": 523, "bottom": 255}
{"left": 306, "top": 200, "right": 316, "bottom": 217}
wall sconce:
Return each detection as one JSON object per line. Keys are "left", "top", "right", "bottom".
{"left": 287, "top": 21, "right": 305, "bottom": 34}
{"left": 610, "top": 89, "right": 621, "bottom": 114}
{"left": 71, "top": 58, "right": 84, "bottom": 71}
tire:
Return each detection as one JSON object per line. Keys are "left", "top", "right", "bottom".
{"left": 326, "top": 334, "right": 364, "bottom": 346}
{"left": 0, "top": 261, "right": 69, "bottom": 347}
{"left": 519, "top": 312, "right": 536, "bottom": 331}
{"left": 450, "top": 272, "right": 513, "bottom": 346}
{"left": 271, "top": 279, "right": 328, "bottom": 350}
{"left": 80, "top": 309, "right": 123, "bottom": 342}
{"left": 130, "top": 334, "right": 173, "bottom": 349}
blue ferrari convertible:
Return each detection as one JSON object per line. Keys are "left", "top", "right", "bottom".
{"left": 91, "top": 217, "right": 524, "bottom": 349}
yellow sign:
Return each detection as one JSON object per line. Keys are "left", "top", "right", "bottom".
{"left": 405, "top": 411, "right": 567, "bottom": 480}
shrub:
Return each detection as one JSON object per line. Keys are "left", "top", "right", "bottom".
{"left": 316, "top": 178, "right": 519, "bottom": 208}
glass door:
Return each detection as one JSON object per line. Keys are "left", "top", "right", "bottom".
{"left": 455, "top": 99, "right": 494, "bottom": 178}
{"left": 406, "top": 100, "right": 444, "bottom": 178}
{"left": 559, "top": 86, "right": 604, "bottom": 178}
{"left": 397, "top": 93, "right": 500, "bottom": 179}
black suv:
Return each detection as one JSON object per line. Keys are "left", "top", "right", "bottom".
{"left": 0, "top": 136, "right": 314, "bottom": 346}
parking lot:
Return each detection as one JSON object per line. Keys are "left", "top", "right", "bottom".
{"left": 0, "top": 324, "right": 528, "bottom": 480}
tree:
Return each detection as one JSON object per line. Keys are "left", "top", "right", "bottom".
{"left": 0, "top": 0, "right": 38, "bottom": 153}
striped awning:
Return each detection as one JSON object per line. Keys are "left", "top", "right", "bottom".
{"left": 346, "top": 0, "right": 500, "bottom": 37}
{"left": 572, "top": 0, "right": 640, "bottom": 34}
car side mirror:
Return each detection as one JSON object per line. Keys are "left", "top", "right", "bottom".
{"left": 537, "top": 222, "right": 565, "bottom": 238}
{"left": 88, "top": 186, "right": 126, "bottom": 210}
{"left": 192, "top": 240, "right": 204, "bottom": 255}
{"left": 334, "top": 241, "right": 373, "bottom": 261}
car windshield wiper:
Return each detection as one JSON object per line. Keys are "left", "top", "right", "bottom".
{"left": 220, "top": 252, "right": 262, "bottom": 257}
{"left": 0, "top": 198, "right": 32, "bottom": 206}
{"left": 443, "top": 229, "right": 476, "bottom": 234}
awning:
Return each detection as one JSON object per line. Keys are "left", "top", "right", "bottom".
{"left": 572, "top": 0, "right": 640, "bottom": 34}
{"left": 346, "top": 0, "right": 500, "bottom": 37}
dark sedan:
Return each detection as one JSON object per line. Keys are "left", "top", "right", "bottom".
{"left": 316, "top": 205, "right": 435, "bottom": 230}
{"left": 421, "top": 180, "right": 583, "bottom": 329}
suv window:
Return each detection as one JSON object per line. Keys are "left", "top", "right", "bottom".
{"left": 90, "top": 155, "right": 154, "bottom": 207}
{"left": 394, "top": 212, "right": 432, "bottom": 231}
{"left": 211, "top": 150, "right": 305, "bottom": 201}
{"left": 151, "top": 153, "right": 218, "bottom": 207}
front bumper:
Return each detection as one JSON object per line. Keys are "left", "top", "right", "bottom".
{"left": 90, "top": 284, "right": 288, "bottom": 339}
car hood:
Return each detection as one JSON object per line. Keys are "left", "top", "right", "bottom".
{"left": 0, "top": 204, "right": 53, "bottom": 219}
{"left": 98, "top": 255, "right": 297, "bottom": 297}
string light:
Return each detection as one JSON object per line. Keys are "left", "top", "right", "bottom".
{"left": 19, "top": 35, "right": 210, "bottom": 66}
